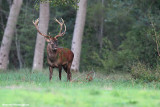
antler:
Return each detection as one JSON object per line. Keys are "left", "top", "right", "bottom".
{"left": 54, "top": 18, "right": 66, "bottom": 40}
{"left": 32, "top": 18, "right": 50, "bottom": 38}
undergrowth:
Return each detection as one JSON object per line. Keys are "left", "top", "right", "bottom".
{"left": 131, "top": 63, "right": 160, "bottom": 82}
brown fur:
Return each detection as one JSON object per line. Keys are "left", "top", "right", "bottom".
{"left": 47, "top": 44, "right": 74, "bottom": 81}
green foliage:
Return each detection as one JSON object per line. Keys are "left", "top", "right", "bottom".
{"left": 131, "top": 62, "right": 160, "bottom": 82}
{"left": 34, "top": 0, "right": 79, "bottom": 10}
{"left": 80, "top": 0, "right": 160, "bottom": 72}
{"left": 117, "top": 27, "right": 158, "bottom": 70}
{"left": 81, "top": 38, "right": 118, "bottom": 72}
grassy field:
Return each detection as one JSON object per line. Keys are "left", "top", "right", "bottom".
{"left": 0, "top": 69, "right": 160, "bottom": 107}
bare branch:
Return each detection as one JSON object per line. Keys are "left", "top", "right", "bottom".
{"left": 71, "top": 71, "right": 95, "bottom": 82}
{"left": 148, "top": 15, "right": 160, "bottom": 57}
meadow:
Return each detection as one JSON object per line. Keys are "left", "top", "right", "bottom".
{"left": 0, "top": 69, "right": 160, "bottom": 107}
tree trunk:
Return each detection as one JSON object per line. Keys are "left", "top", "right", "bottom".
{"left": 15, "top": 28, "right": 23, "bottom": 69}
{"left": 99, "top": 0, "right": 104, "bottom": 51}
{"left": 32, "top": 2, "right": 49, "bottom": 71}
{"left": 71, "top": 0, "right": 87, "bottom": 72}
{"left": 0, "top": 0, "right": 23, "bottom": 70}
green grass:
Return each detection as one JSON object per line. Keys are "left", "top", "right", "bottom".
{"left": 0, "top": 69, "right": 160, "bottom": 107}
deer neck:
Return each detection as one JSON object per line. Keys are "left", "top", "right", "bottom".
{"left": 47, "top": 44, "right": 57, "bottom": 57}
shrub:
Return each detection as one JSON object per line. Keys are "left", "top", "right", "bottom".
{"left": 131, "top": 62, "right": 160, "bottom": 82}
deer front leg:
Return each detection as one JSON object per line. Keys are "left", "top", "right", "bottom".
{"left": 49, "top": 66, "right": 53, "bottom": 81}
{"left": 59, "top": 66, "right": 62, "bottom": 80}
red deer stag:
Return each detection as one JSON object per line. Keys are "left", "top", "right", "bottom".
{"left": 33, "top": 18, "right": 74, "bottom": 81}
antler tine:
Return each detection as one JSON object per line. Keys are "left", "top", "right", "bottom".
{"left": 62, "top": 22, "right": 66, "bottom": 35}
{"left": 60, "top": 18, "right": 66, "bottom": 35}
{"left": 54, "top": 18, "right": 61, "bottom": 25}
{"left": 32, "top": 18, "right": 39, "bottom": 25}
{"left": 33, "top": 18, "right": 50, "bottom": 38}
{"left": 61, "top": 18, "right": 64, "bottom": 24}
{"left": 54, "top": 18, "right": 64, "bottom": 35}
{"left": 54, "top": 18, "right": 66, "bottom": 40}
{"left": 61, "top": 18, "right": 66, "bottom": 35}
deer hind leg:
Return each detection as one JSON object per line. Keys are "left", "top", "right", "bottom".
{"left": 67, "top": 63, "right": 72, "bottom": 81}
{"left": 63, "top": 64, "right": 71, "bottom": 81}
{"left": 63, "top": 65, "right": 68, "bottom": 80}
{"left": 59, "top": 66, "right": 62, "bottom": 80}
{"left": 63, "top": 64, "right": 67, "bottom": 73}
{"left": 49, "top": 66, "right": 53, "bottom": 81}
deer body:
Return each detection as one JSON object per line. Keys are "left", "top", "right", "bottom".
{"left": 47, "top": 46, "right": 74, "bottom": 67}
{"left": 33, "top": 18, "right": 74, "bottom": 81}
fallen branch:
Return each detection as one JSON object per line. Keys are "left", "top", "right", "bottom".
{"left": 71, "top": 70, "right": 95, "bottom": 82}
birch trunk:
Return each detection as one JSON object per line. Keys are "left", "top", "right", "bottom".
{"left": 0, "top": 0, "right": 23, "bottom": 70}
{"left": 15, "top": 29, "right": 23, "bottom": 69}
{"left": 71, "top": 0, "right": 87, "bottom": 72}
{"left": 99, "top": 0, "right": 104, "bottom": 51}
{"left": 32, "top": 2, "right": 49, "bottom": 71}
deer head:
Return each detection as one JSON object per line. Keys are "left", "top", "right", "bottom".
{"left": 32, "top": 18, "right": 66, "bottom": 50}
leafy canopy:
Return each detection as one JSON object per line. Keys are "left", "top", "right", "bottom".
{"left": 34, "top": 0, "right": 79, "bottom": 9}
